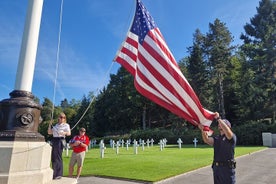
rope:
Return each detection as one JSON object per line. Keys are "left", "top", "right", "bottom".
{"left": 49, "top": 0, "right": 134, "bottom": 130}
{"left": 69, "top": 2, "right": 135, "bottom": 130}
{"left": 51, "top": 0, "right": 64, "bottom": 120}
{"left": 70, "top": 61, "right": 115, "bottom": 130}
{"left": 49, "top": 0, "right": 115, "bottom": 130}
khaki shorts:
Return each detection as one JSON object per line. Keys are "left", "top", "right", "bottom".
{"left": 69, "top": 151, "right": 86, "bottom": 167}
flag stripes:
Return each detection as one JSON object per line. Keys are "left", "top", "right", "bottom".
{"left": 114, "top": 0, "right": 214, "bottom": 127}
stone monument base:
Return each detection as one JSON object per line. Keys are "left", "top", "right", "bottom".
{"left": 0, "top": 141, "right": 52, "bottom": 184}
{"left": 0, "top": 141, "right": 76, "bottom": 184}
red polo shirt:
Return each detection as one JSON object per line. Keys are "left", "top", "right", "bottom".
{"left": 70, "top": 135, "right": 90, "bottom": 153}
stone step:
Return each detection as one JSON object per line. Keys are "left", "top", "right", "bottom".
{"left": 50, "top": 177, "right": 77, "bottom": 184}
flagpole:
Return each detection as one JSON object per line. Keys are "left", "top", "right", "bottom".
{"left": 0, "top": 0, "right": 44, "bottom": 140}
{"left": 15, "top": 0, "right": 44, "bottom": 92}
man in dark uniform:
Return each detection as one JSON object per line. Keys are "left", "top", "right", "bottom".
{"left": 198, "top": 112, "right": 237, "bottom": 184}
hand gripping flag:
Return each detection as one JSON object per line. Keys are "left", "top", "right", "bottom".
{"left": 114, "top": 0, "right": 215, "bottom": 130}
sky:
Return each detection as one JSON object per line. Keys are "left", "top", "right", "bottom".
{"left": 0, "top": 0, "right": 260, "bottom": 105}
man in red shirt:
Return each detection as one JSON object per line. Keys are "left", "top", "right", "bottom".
{"left": 68, "top": 127, "right": 90, "bottom": 180}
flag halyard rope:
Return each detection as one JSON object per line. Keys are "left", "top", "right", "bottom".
{"left": 70, "top": 62, "right": 114, "bottom": 130}
{"left": 51, "top": 0, "right": 64, "bottom": 121}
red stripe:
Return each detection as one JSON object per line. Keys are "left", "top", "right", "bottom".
{"left": 140, "top": 36, "right": 201, "bottom": 123}
{"left": 148, "top": 29, "right": 179, "bottom": 67}
{"left": 114, "top": 35, "right": 139, "bottom": 76}
{"left": 138, "top": 54, "right": 200, "bottom": 123}
{"left": 115, "top": 31, "right": 214, "bottom": 124}
{"left": 135, "top": 57, "right": 198, "bottom": 124}
{"left": 120, "top": 47, "right": 136, "bottom": 63}
{"left": 115, "top": 56, "right": 136, "bottom": 76}
{"left": 134, "top": 78, "right": 197, "bottom": 125}
{"left": 125, "top": 36, "right": 139, "bottom": 49}
{"left": 146, "top": 31, "right": 212, "bottom": 121}
{"left": 114, "top": 0, "right": 215, "bottom": 126}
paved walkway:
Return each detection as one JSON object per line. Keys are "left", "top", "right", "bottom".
{"left": 65, "top": 148, "right": 276, "bottom": 184}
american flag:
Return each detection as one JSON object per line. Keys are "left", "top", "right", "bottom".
{"left": 114, "top": 0, "right": 215, "bottom": 128}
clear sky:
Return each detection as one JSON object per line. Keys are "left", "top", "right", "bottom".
{"left": 0, "top": 0, "right": 260, "bottom": 105}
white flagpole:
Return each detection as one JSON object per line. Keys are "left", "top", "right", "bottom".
{"left": 14, "top": 0, "right": 44, "bottom": 92}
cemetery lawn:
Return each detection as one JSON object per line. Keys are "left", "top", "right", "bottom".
{"left": 62, "top": 145, "right": 265, "bottom": 182}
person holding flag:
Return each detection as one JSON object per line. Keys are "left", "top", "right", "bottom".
{"left": 199, "top": 112, "right": 237, "bottom": 184}
{"left": 114, "top": 0, "right": 236, "bottom": 183}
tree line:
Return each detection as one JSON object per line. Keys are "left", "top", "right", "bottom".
{"left": 39, "top": 0, "right": 275, "bottom": 145}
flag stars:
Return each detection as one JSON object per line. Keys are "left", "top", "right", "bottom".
{"left": 130, "top": 1, "right": 157, "bottom": 44}
{"left": 115, "top": 0, "right": 214, "bottom": 127}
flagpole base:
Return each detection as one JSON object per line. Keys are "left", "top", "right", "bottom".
{"left": 0, "top": 90, "right": 44, "bottom": 141}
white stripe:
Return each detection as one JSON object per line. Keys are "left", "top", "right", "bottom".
{"left": 135, "top": 74, "right": 171, "bottom": 104}
{"left": 148, "top": 29, "right": 192, "bottom": 85}
{"left": 127, "top": 31, "right": 139, "bottom": 41}
{"left": 140, "top": 37, "right": 207, "bottom": 121}
{"left": 143, "top": 34, "right": 210, "bottom": 122}
{"left": 138, "top": 45, "right": 192, "bottom": 113}
{"left": 124, "top": 41, "right": 138, "bottom": 56}
{"left": 115, "top": 31, "right": 139, "bottom": 69}
{"left": 136, "top": 49, "right": 191, "bottom": 116}
{"left": 117, "top": 32, "right": 213, "bottom": 125}
{"left": 117, "top": 38, "right": 139, "bottom": 68}
{"left": 117, "top": 51, "right": 136, "bottom": 70}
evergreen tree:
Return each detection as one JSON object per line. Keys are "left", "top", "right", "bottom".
{"left": 186, "top": 29, "right": 214, "bottom": 109}
{"left": 92, "top": 67, "right": 144, "bottom": 135}
{"left": 240, "top": 0, "right": 276, "bottom": 121}
{"left": 205, "top": 19, "right": 235, "bottom": 118}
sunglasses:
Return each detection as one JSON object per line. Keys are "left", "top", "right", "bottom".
{"left": 59, "top": 116, "right": 66, "bottom": 119}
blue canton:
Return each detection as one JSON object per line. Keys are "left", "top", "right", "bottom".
{"left": 130, "top": 0, "right": 157, "bottom": 45}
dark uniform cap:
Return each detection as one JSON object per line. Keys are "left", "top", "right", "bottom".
{"left": 222, "top": 119, "right": 231, "bottom": 128}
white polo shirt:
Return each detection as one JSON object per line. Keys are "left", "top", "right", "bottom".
{"left": 52, "top": 123, "right": 70, "bottom": 138}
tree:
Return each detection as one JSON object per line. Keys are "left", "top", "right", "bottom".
{"left": 70, "top": 95, "right": 93, "bottom": 136}
{"left": 224, "top": 51, "right": 246, "bottom": 123}
{"left": 240, "top": 0, "right": 276, "bottom": 121}
{"left": 92, "top": 67, "right": 144, "bottom": 135}
{"left": 205, "top": 19, "right": 235, "bottom": 118}
{"left": 60, "top": 98, "right": 69, "bottom": 110}
{"left": 40, "top": 97, "right": 53, "bottom": 122}
{"left": 186, "top": 29, "right": 214, "bottom": 109}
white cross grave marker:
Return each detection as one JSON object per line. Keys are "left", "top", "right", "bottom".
{"left": 193, "top": 138, "right": 198, "bottom": 148}
{"left": 158, "top": 140, "right": 164, "bottom": 151}
{"left": 133, "top": 140, "right": 138, "bottom": 154}
{"left": 100, "top": 140, "right": 106, "bottom": 158}
{"left": 177, "top": 138, "right": 183, "bottom": 149}
{"left": 112, "top": 140, "right": 115, "bottom": 150}
{"left": 163, "top": 138, "right": 167, "bottom": 147}
{"left": 121, "top": 139, "right": 124, "bottom": 148}
{"left": 141, "top": 140, "right": 145, "bottom": 151}
{"left": 146, "top": 139, "right": 150, "bottom": 148}
{"left": 116, "top": 141, "right": 120, "bottom": 154}
{"left": 139, "top": 138, "right": 142, "bottom": 146}
{"left": 150, "top": 138, "right": 154, "bottom": 147}
{"left": 109, "top": 139, "right": 113, "bottom": 148}
{"left": 126, "top": 140, "right": 130, "bottom": 150}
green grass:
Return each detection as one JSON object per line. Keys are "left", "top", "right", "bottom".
{"left": 62, "top": 144, "right": 266, "bottom": 182}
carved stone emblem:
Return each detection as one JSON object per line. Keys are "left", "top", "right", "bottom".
{"left": 20, "top": 113, "right": 33, "bottom": 125}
